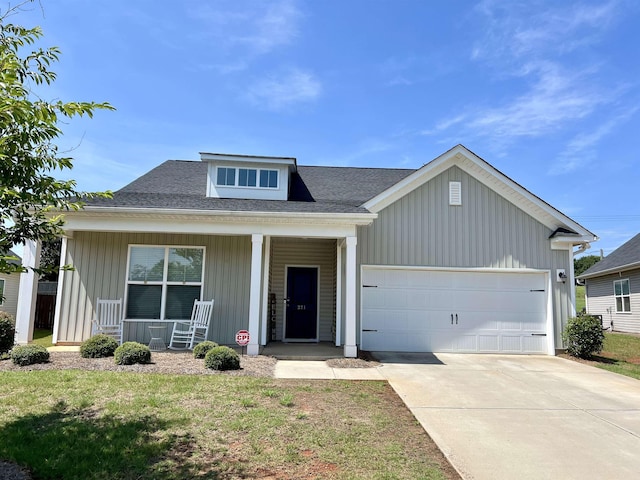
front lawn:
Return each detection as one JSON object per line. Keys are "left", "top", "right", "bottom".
{"left": 0, "top": 371, "right": 458, "bottom": 479}
{"left": 592, "top": 332, "right": 640, "bottom": 380}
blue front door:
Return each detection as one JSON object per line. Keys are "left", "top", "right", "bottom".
{"left": 285, "top": 267, "right": 318, "bottom": 340}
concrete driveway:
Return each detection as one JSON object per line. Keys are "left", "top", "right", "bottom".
{"left": 373, "top": 353, "right": 640, "bottom": 480}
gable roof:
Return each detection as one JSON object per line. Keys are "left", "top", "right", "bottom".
{"left": 85, "top": 160, "right": 414, "bottom": 215}
{"left": 363, "top": 144, "right": 596, "bottom": 244}
{"left": 579, "top": 233, "right": 640, "bottom": 279}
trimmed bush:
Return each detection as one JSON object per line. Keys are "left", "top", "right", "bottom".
{"left": 204, "top": 346, "right": 240, "bottom": 371}
{"left": 562, "top": 315, "right": 605, "bottom": 359}
{"left": 0, "top": 311, "right": 15, "bottom": 353}
{"left": 80, "top": 334, "right": 119, "bottom": 358}
{"left": 11, "top": 344, "right": 50, "bottom": 366}
{"left": 114, "top": 342, "right": 151, "bottom": 365}
{"left": 193, "top": 340, "right": 219, "bottom": 359}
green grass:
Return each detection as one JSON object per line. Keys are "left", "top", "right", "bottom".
{"left": 31, "top": 329, "right": 53, "bottom": 348}
{"left": 0, "top": 372, "right": 453, "bottom": 479}
{"left": 575, "top": 285, "right": 586, "bottom": 313}
{"left": 591, "top": 332, "right": 640, "bottom": 380}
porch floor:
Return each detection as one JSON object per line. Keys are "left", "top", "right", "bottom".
{"left": 260, "top": 342, "right": 343, "bottom": 360}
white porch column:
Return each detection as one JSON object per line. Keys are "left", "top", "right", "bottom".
{"left": 260, "top": 235, "right": 271, "bottom": 346}
{"left": 51, "top": 236, "right": 69, "bottom": 345}
{"left": 248, "top": 234, "right": 263, "bottom": 356}
{"left": 344, "top": 236, "right": 357, "bottom": 357}
{"left": 15, "top": 240, "right": 41, "bottom": 344}
{"left": 335, "top": 240, "right": 343, "bottom": 346}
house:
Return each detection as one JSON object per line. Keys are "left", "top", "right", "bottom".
{"left": 15, "top": 145, "right": 597, "bottom": 356}
{"left": 579, "top": 233, "right": 640, "bottom": 333}
{"left": 0, "top": 250, "right": 22, "bottom": 318}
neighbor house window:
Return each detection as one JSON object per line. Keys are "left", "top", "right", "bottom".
{"left": 216, "top": 166, "right": 278, "bottom": 189}
{"left": 614, "top": 279, "right": 631, "bottom": 313}
{"left": 126, "top": 246, "right": 204, "bottom": 320}
{"left": 0, "top": 279, "right": 4, "bottom": 306}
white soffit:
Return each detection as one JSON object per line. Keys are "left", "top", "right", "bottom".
{"left": 363, "top": 145, "right": 596, "bottom": 241}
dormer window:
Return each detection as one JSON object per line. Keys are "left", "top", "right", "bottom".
{"left": 215, "top": 167, "right": 279, "bottom": 189}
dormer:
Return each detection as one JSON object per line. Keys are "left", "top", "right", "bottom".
{"left": 201, "top": 152, "right": 297, "bottom": 201}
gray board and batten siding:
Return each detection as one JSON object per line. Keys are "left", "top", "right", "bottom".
{"left": 356, "top": 165, "right": 574, "bottom": 349}
{"left": 585, "top": 269, "right": 640, "bottom": 334}
{"left": 56, "top": 231, "right": 252, "bottom": 345}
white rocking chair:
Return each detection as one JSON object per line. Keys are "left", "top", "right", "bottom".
{"left": 168, "top": 299, "right": 214, "bottom": 350}
{"left": 91, "top": 298, "right": 124, "bottom": 344}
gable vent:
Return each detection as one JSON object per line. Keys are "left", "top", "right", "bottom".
{"left": 449, "top": 181, "right": 462, "bottom": 205}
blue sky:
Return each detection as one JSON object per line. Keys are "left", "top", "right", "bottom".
{"left": 13, "top": 0, "right": 640, "bottom": 258}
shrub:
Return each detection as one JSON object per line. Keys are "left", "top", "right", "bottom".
{"left": 11, "top": 344, "right": 50, "bottom": 366}
{"left": 0, "top": 311, "right": 15, "bottom": 354}
{"left": 193, "top": 340, "right": 219, "bottom": 359}
{"left": 80, "top": 334, "right": 119, "bottom": 358}
{"left": 204, "top": 346, "right": 240, "bottom": 371}
{"left": 114, "top": 342, "right": 151, "bottom": 365}
{"left": 562, "top": 315, "right": 605, "bottom": 359}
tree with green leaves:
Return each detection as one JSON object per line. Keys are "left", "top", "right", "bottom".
{"left": 574, "top": 255, "right": 601, "bottom": 278}
{"left": 0, "top": 1, "right": 114, "bottom": 275}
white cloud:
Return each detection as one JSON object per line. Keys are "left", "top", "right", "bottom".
{"left": 188, "top": 0, "right": 301, "bottom": 72}
{"left": 550, "top": 106, "right": 639, "bottom": 174}
{"left": 245, "top": 68, "right": 322, "bottom": 111}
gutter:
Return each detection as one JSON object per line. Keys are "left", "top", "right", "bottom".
{"left": 579, "top": 260, "right": 640, "bottom": 280}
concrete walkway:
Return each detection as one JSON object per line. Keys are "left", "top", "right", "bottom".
{"left": 275, "top": 353, "right": 640, "bottom": 480}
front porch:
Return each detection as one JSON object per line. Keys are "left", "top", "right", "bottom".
{"left": 260, "top": 341, "right": 343, "bottom": 360}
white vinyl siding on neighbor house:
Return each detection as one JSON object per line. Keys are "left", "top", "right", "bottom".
{"left": 56, "top": 232, "right": 252, "bottom": 345}
{"left": 357, "top": 165, "right": 573, "bottom": 351}
{"left": 586, "top": 270, "right": 640, "bottom": 333}
{"left": 0, "top": 274, "right": 20, "bottom": 317}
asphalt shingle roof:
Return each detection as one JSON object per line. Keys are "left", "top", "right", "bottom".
{"left": 580, "top": 232, "right": 640, "bottom": 277}
{"left": 85, "top": 160, "right": 415, "bottom": 214}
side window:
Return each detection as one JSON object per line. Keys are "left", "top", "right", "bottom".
{"left": 238, "top": 168, "right": 257, "bottom": 187}
{"left": 614, "top": 279, "right": 631, "bottom": 313}
{"left": 0, "top": 278, "right": 5, "bottom": 306}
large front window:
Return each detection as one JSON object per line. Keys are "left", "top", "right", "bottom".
{"left": 614, "top": 279, "right": 631, "bottom": 313}
{"left": 126, "top": 246, "right": 204, "bottom": 320}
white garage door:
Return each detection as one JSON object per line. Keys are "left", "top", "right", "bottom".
{"left": 361, "top": 267, "right": 550, "bottom": 354}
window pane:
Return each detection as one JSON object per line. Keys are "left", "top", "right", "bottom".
{"left": 616, "top": 297, "right": 623, "bottom": 312}
{"left": 238, "top": 169, "right": 257, "bottom": 187}
{"left": 216, "top": 168, "right": 226, "bottom": 185}
{"left": 217, "top": 167, "right": 236, "bottom": 186}
{"left": 239, "top": 168, "right": 247, "bottom": 186}
{"left": 129, "top": 247, "right": 165, "bottom": 281}
{"left": 248, "top": 169, "right": 256, "bottom": 186}
{"left": 260, "top": 169, "right": 278, "bottom": 188}
{"left": 126, "top": 284, "right": 161, "bottom": 319}
{"left": 614, "top": 281, "right": 622, "bottom": 296}
{"left": 165, "top": 285, "right": 201, "bottom": 319}
{"left": 167, "top": 248, "right": 203, "bottom": 282}
{"left": 226, "top": 168, "right": 236, "bottom": 185}
{"left": 623, "top": 297, "right": 631, "bottom": 312}
{"left": 622, "top": 280, "right": 630, "bottom": 295}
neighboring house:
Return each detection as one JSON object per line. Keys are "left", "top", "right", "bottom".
{"left": 579, "top": 233, "right": 640, "bottom": 333}
{"left": 15, "top": 145, "right": 597, "bottom": 356}
{"left": 0, "top": 250, "right": 22, "bottom": 318}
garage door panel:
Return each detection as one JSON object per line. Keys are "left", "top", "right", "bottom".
{"left": 361, "top": 268, "right": 549, "bottom": 354}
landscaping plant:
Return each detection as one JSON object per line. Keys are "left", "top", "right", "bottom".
{"left": 10, "top": 344, "right": 49, "bottom": 366}
{"left": 114, "top": 342, "right": 151, "bottom": 365}
{"left": 80, "top": 334, "right": 119, "bottom": 358}
{"left": 0, "top": 311, "right": 15, "bottom": 353}
{"left": 562, "top": 315, "right": 605, "bottom": 359}
{"left": 204, "top": 345, "right": 240, "bottom": 370}
{"left": 192, "top": 340, "right": 219, "bottom": 359}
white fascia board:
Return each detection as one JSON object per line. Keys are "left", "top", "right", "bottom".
{"left": 363, "top": 144, "right": 597, "bottom": 240}
{"left": 61, "top": 208, "right": 372, "bottom": 238}
{"left": 550, "top": 236, "right": 595, "bottom": 249}
{"left": 579, "top": 261, "right": 640, "bottom": 280}
{"left": 199, "top": 152, "right": 297, "bottom": 168}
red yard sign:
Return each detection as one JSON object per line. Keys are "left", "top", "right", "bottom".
{"left": 235, "top": 330, "right": 250, "bottom": 346}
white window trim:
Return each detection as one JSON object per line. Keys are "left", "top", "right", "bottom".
{"left": 215, "top": 166, "right": 279, "bottom": 189}
{"left": 0, "top": 278, "right": 5, "bottom": 306}
{"left": 125, "top": 245, "right": 206, "bottom": 321}
{"left": 613, "top": 278, "right": 631, "bottom": 313}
